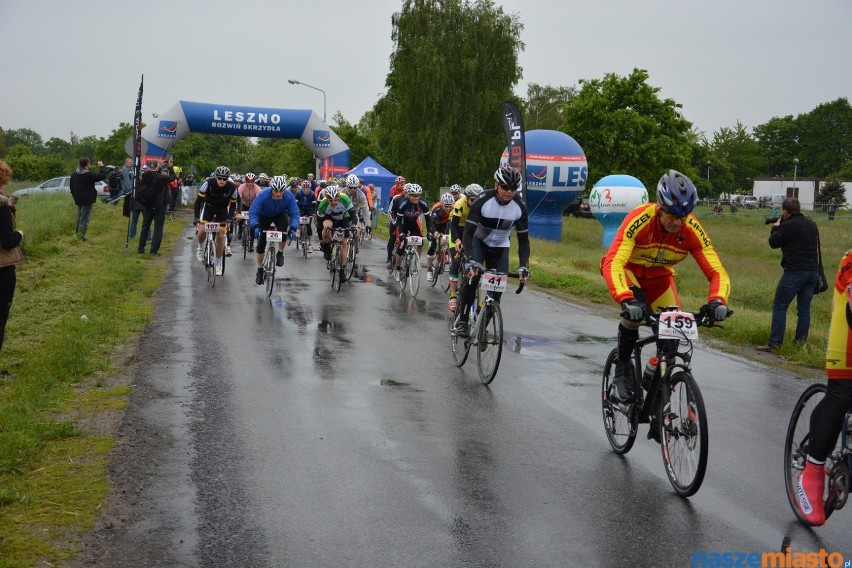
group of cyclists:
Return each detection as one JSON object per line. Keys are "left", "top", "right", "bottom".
{"left": 190, "top": 163, "right": 849, "bottom": 529}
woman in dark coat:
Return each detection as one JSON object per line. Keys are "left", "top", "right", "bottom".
{"left": 0, "top": 160, "right": 24, "bottom": 377}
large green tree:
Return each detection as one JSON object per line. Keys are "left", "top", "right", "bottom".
{"left": 710, "top": 122, "right": 767, "bottom": 193}
{"left": 752, "top": 115, "right": 799, "bottom": 176}
{"left": 797, "top": 97, "right": 852, "bottom": 177}
{"left": 376, "top": 0, "right": 523, "bottom": 195}
{"left": 522, "top": 83, "right": 575, "bottom": 131}
{"left": 560, "top": 68, "right": 694, "bottom": 192}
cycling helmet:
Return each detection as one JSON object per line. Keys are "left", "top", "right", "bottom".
{"left": 289, "top": 177, "right": 300, "bottom": 187}
{"left": 440, "top": 192, "right": 456, "bottom": 206}
{"left": 656, "top": 169, "right": 698, "bottom": 217}
{"left": 214, "top": 165, "right": 230, "bottom": 178}
{"left": 463, "top": 183, "right": 484, "bottom": 198}
{"left": 395, "top": 176, "right": 405, "bottom": 185}
{"left": 325, "top": 185, "right": 341, "bottom": 200}
{"left": 270, "top": 176, "right": 287, "bottom": 191}
{"left": 301, "top": 179, "right": 312, "bottom": 189}
{"left": 405, "top": 183, "right": 423, "bottom": 196}
{"left": 449, "top": 183, "right": 462, "bottom": 195}
{"left": 494, "top": 165, "right": 521, "bottom": 189}
{"left": 258, "top": 172, "right": 269, "bottom": 180}
{"left": 345, "top": 174, "right": 360, "bottom": 188}
{"left": 244, "top": 172, "right": 256, "bottom": 181}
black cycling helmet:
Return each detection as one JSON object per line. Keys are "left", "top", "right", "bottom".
{"left": 494, "top": 165, "right": 521, "bottom": 189}
{"left": 656, "top": 169, "right": 698, "bottom": 217}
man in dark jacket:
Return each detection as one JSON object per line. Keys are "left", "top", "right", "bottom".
{"left": 757, "top": 197, "right": 820, "bottom": 351}
{"left": 69, "top": 157, "right": 110, "bottom": 241}
{"left": 137, "top": 160, "right": 176, "bottom": 255}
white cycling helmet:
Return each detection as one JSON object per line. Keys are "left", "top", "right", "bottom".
{"left": 345, "top": 174, "right": 360, "bottom": 188}
{"left": 405, "top": 183, "right": 423, "bottom": 196}
{"left": 440, "top": 192, "right": 456, "bottom": 205}
{"left": 270, "top": 176, "right": 287, "bottom": 191}
{"left": 214, "top": 166, "right": 230, "bottom": 178}
{"left": 325, "top": 185, "right": 341, "bottom": 200}
{"left": 463, "top": 183, "right": 483, "bottom": 198}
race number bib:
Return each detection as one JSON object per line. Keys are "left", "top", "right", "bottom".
{"left": 406, "top": 236, "right": 423, "bottom": 246}
{"left": 332, "top": 229, "right": 345, "bottom": 242}
{"left": 265, "top": 231, "right": 283, "bottom": 243}
{"left": 204, "top": 222, "right": 221, "bottom": 233}
{"left": 658, "top": 311, "right": 699, "bottom": 340}
{"left": 299, "top": 216, "right": 312, "bottom": 225}
{"left": 480, "top": 272, "right": 507, "bottom": 293}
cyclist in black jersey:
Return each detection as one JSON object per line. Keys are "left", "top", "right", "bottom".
{"left": 194, "top": 166, "right": 238, "bottom": 275}
{"left": 454, "top": 166, "right": 531, "bottom": 333}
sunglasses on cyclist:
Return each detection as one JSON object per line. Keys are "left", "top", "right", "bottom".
{"left": 216, "top": 176, "right": 228, "bottom": 181}
{"left": 498, "top": 184, "right": 518, "bottom": 192}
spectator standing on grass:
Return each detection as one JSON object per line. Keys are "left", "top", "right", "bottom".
{"left": 120, "top": 158, "right": 134, "bottom": 197}
{"left": 69, "top": 157, "right": 110, "bottom": 241}
{"left": 757, "top": 197, "right": 820, "bottom": 353}
{"left": 0, "top": 160, "right": 24, "bottom": 377}
{"left": 137, "top": 160, "right": 175, "bottom": 256}
{"left": 828, "top": 197, "right": 837, "bottom": 221}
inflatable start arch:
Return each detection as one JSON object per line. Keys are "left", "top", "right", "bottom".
{"left": 127, "top": 100, "right": 350, "bottom": 177}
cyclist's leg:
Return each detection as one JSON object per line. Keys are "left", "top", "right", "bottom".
{"left": 426, "top": 233, "right": 438, "bottom": 275}
{"left": 457, "top": 239, "right": 485, "bottom": 325}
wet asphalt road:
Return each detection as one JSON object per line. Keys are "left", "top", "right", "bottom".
{"left": 129, "top": 226, "right": 849, "bottom": 567}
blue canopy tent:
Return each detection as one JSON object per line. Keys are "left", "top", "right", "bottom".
{"left": 344, "top": 156, "right": 398, "bottom": 209}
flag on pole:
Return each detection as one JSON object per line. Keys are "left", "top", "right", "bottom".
{"left": 132, "top": 75, "right": 143, "bottom": 199}
{"left": 499, "top": 101, "right": 527, "bottom": 206}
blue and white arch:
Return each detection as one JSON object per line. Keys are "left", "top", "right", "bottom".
{"left": 130, "top": 100, "right": 350, "bottom": 176}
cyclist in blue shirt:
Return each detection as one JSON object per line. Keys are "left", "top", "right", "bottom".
{"left": 248, "top": 176, "right": 300, "bottom": 285}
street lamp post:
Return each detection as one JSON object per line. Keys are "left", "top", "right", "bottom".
{"left": 288, "top": 79, "right": 326, "bottom": 123}
{"left": 792, "top": 157, "right": 799, "bottom": 196}
{"left": 706, "top": 161, "right": 711, "bottom": 182}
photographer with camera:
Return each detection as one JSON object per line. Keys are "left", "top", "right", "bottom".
{"left": 757, "top": 197, "right": 820, "bottom": 352}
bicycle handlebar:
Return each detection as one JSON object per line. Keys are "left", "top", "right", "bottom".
{"left": 619, "top": 307, "right": 734, "bottom": 329}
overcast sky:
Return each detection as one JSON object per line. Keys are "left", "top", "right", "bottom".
{"left": 1, "top": 0, "right": 850, "bottom": 144}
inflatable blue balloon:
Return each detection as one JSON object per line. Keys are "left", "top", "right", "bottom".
{"left": 590, "top": 175, "right": 648, "bottom": 248}
{"left": 501, "top": 130, "right": 587, "bottom": 241}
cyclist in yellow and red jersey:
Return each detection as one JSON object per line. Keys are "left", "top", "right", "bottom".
{"left": 425, "top": 192, "right": 456, "bottom": 282}
{"left": 794, "top": 250, "right": 852, "bottom": 526}
{"left": 447, "top": 183, "right": 484, "bottom": 312}
{"left": 600, "top": 170, "right": 731, "bottom": 405}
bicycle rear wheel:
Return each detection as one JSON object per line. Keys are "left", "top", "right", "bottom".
{"left": 601, "top": 348, "right": 638, "bottom": 454}
{"left": 476, "top": 300, "right": 503, "bottom": 384}
{"left": 450, "top": 311, "right": 471, "bottom": 367}
{"left": 346, "top": 240, "right": 357, "bottom": 281}
{"left": 408, "top": 251, "right": 420, "bottom": 296}
{"left": 437, "top": 254, "right": 450, "bottom": 293}
{"left": 784, "top": 384, "right": 832, "bottom": 523}
{"left": 660, "top": 371, "right": 708, "bottom": 497}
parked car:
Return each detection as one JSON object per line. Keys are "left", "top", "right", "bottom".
{"left": 563, "top": 196, "right": 593, "bottom": 218}
{"left": 13, "top": 176, "right": 111, "bottom": 201}
{"left": 741, "top": 196, "right": 758, "bottom": 209}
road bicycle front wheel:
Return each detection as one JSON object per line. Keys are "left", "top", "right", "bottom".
{"left": 408, "top": 251, "right": 420, "bottom": 296}
{"left": 264, "top": 248, "right": 275, "bottom": 297}
{"left": 242, "top": 229, "right": 249, "bottom": 259}
{"left": 784, "top": 383, "right": 833, "bottom": 523}
{"left": 205, "top": 240, "right": 215, "bottom": 284}
{"left": 301, "top": 231, "right": 308, "bottom": 259}
{"left": 601, "top": 348, "right": 638, "bottom": 455}
{"left": 346, "top": 240, "right": 357, "bottom": 281}
{"left": 476, "top": 299, "right": 503, "bottom": 385}
{"left": 660, "top": 371, "right": 708, "bottom": 497}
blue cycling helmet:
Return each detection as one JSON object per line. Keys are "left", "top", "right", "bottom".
{"left": 656, "top": 170, "right": 698, "bottom": 217}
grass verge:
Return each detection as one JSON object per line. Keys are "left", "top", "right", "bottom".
{"left": 0, "top": 193, "right": 183, "bottom": 567}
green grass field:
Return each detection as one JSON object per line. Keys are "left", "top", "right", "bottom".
{"left": 1, "top": 189, "right": 848, "bottom": 565}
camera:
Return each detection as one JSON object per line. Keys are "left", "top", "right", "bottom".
{"left": 765, "top": 216, "right": 780, "bottom": 225}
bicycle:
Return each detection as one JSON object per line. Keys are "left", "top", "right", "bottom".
{"left": 392, "top": 235, "right": 422, "bottom": 296}
{"left": 261, "top": 229, "right": 284, "bottom": 298}
{"left": 450, "top": 269, "right": 524, "bottom": 384}
{"left": 345, "top": 227, "right": 358, "bottom": 281}
{"left": 200, "top": 221, "right": 224, "bottom": 287}
{"left": 298, "top": 215, "right": 312, "bottom": 259}
{"left": 327, "top": 227, "right": 353, "bottom": 293}
{"left": 430, "top": 234, "right": 451, "bottom": 293}
{"left": 239, "top": 211, "right": 252, "bottom": 259}
{"left": 784, "top": 384, "right": 851, "bottom": 524}
{"left": 601, "top": 306, "right": 730, "bottom": 497}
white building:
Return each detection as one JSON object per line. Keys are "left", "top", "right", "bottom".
{"left": 751, "top": 177, "right": 852, "bottom": 211}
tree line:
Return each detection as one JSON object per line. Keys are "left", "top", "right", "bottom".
{"left": 2, "top": 0, "right": 851, "bottom": 202}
